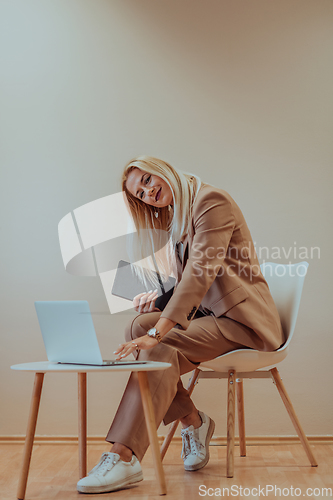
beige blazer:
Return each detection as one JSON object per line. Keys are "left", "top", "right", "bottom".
{"left": 160, "top": 182, "right": 284, "bottom": 352}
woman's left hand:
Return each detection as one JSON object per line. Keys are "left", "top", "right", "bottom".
{"left": 114, "top": 334, "right": 158, "bottom": 360}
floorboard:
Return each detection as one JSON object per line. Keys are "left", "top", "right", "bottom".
{"left": 0, "top": 442, "right": 332, "bottom": 499}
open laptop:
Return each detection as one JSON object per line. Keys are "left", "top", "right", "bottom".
{"left": 34, "top": 300, "right": 147, "bottom": 366}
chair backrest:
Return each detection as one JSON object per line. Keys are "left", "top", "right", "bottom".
{"left": 260, "top": 262, "right": 309, "bottom": 349}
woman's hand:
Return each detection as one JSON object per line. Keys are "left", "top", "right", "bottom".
{"left": 114, "top": 318, "right": 177, "bottom": 360}
{"left": 133, "top": 289, "right": 161, "bottom": 313}
{"left": 114, "top": 335, "right": 158, "bottom": 360}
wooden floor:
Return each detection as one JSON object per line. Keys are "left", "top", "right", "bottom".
{"left": 1, "top": 442, "right": 332, "bottom": 500}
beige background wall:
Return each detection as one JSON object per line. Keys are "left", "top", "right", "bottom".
{"left": 1, "top": 0, "right": 332, "bottom": 440}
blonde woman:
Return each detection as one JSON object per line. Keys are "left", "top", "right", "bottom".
{"left": 77, "top": 156, "right": 284, "bottom": 494}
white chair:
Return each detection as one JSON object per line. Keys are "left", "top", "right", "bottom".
{"left": 160, "top": 261, "right": 318, "bottom": 477}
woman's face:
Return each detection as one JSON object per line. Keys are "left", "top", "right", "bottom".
{"left": 125, "top": 168, "right": 173, "bottom": 208}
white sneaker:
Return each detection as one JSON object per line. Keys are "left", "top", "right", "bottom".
{"left": 181, "top": 411, "right": 215, "bottom": 471}
{"left": 77, "top": 452, "right": 143, "bottom": 494}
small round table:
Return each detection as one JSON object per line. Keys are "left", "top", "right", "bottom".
{"left": 11, "top": 361, "right": 171, "bottom": 499}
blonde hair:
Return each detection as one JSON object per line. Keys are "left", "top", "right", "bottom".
{"left": 121, "top": 155, "right": 202, "bottom": 289}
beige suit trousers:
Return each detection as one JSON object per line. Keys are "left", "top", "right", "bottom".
{"left": 105, "top": 311, "right": 253, "bottom": 461}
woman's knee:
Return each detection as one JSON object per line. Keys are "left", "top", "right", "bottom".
{"left": 124, "top": 315, "right": 139, "bottom": 342}
{"left": 124, "top": 313, "right": 157, "bottom": 342}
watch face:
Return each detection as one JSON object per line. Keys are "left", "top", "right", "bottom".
{"left": 148, "top": 328, "right": 157, "bottom": 337}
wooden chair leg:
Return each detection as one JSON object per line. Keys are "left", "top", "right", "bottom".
{"left": 270, "top": 367, "right": 318, "bottom": 467}
{"left": 138, "top": 371, "right": 167, "bottom": 495}
{"left": 227, "top": 369, "right": 236, "bottom": 478}
{"left": 17, "top": 372, "right": 44, "bottom": 500}
{"left": 78, "top": 372, "right": 87, "bottom": 479}
{"left": 160, "top": 368, "right": 201, "bottom": 461}
{"left": 236, "top": 378, "right": 246, "bottom": 457}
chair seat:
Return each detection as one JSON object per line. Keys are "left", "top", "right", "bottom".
{"left": 200, "top": 346, "right": 288, "bottom": 372}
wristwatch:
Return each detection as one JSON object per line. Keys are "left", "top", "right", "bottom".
{"left": 147, "top": 327, "right": 162, "bottom": 343}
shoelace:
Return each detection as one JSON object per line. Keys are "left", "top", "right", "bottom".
{"left": 181, "top": 427, "right": 205, "bottom": 459}
{"left": 88, "top": 453, "right": 119, "bottom": 476}
{"left": 181, "top": 429, "right": 191, "bottom": 459}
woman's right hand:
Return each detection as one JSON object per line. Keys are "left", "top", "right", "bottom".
{"left": 133, "top": 289, "right": 161, "bottom": 313}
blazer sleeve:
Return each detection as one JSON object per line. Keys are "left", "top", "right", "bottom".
{"left": 160, "top": 190, "right": 235, "bottom": 330}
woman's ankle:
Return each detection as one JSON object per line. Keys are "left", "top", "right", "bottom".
{"left": 110, "top": 443, "right": 133, "bottom": 462}
{"left": 180, "top": 410, "right": 202, "bottom": 429}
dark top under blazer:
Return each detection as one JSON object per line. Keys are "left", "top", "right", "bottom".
{"left": 160, "top": 182, "right": 284, "bottom": 352}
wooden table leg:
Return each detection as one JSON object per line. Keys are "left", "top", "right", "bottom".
{"left": 270, "top": 367, "right": 318, "bottom": 467}
{"left": 17, "top": 372, "right": 44, "bottom": 500}
{"left": 227, "top": 369, "right": 236, "bottom": 478}
{"left": 78, "top": 372, "right": 87, "bottom": 478}
{"left": 137, "top": 371, "right": 167, "bottom": 495}
{"left": 236, "top": 378, "right": 246, "bottom": 457}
